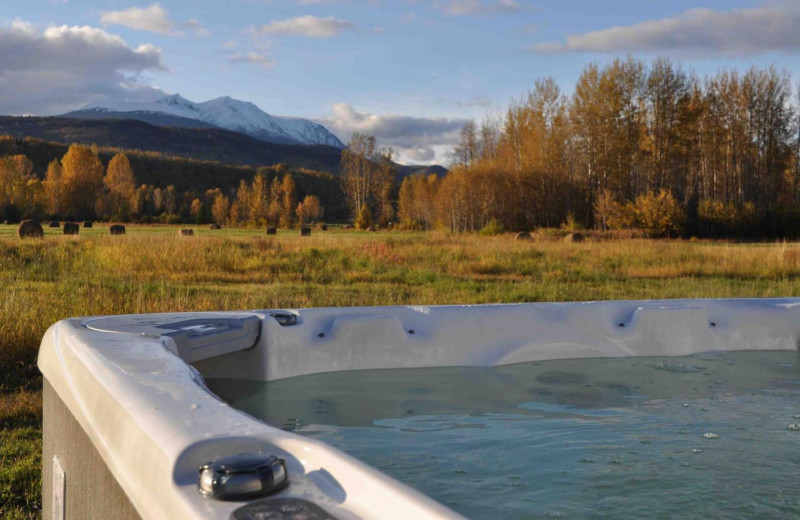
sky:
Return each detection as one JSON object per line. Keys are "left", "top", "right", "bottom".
{"left": 3, "top": 0, "right": 800, "bottom": 164}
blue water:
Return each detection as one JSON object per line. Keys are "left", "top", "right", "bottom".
{"left": 208, "top": 351, "right": 800, "bottom": 519}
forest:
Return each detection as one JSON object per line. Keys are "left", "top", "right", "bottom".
{"left": 3, "top": 58, "right": 800, "bottom": 237}
{"left": 421, "top": 58, "right": 800, "bottom": 237}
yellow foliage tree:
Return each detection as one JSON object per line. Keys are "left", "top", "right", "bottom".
{"left": 60, "top": 144, "right": 104, "bottom": 219}
{"left": 103, "top": 153, "right": 137, "bottom": 220}
{"left": 43, "top": 159, "right": 63, "bottom": 216}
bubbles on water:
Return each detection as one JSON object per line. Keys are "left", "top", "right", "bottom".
{"left": 651, "top": 362, "right": 707, "bottom": 373}
{"left": 788, "top": 424, "right": 800, "bottom": 431}
{"left": 703, "top": 433, "right": 719, "bottom": 439}
{"left": 679, "top": 430, "right": 689, "bottom": 435}
{"left": 536, "top": 372, "right": 587, "bottom": 385}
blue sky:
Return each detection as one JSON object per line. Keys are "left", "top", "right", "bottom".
{"left": 3, "top": 0, "right": 800, "bottom": 163}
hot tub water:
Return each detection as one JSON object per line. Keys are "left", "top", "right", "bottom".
{"left": 209, "top": 350, "right": 800, "bottom": 519}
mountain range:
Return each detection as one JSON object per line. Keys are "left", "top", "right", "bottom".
{"left": 63, "top": 94, "right": 345, "bottom": 149}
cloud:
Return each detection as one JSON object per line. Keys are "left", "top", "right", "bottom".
{"left": 228, "top": 51, "right": 274, "bottom": 68}
{"left": 438, "top": 0, "right": 520, "bottom": 16}
{"left": 534, "top": 3, "right": 800, "bottom": 56}
{"left": 251, "top": 15, "right": 354, "bottom": 38}
{"left": 0, "top": 21, "right": 166, "bottom": 115}
{"left": 322, "top": 103, "right": 467, "bottom": 164}
{"left": 404, "top": 147, "right": 436, "bottom": 162}
{"left": 185, "top": 19, "right": 211, "bottom": 37}
{"left": 100, "top": 3, "right": 174, "bottom": 35}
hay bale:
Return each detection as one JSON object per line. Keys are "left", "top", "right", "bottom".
{"left": 18, "top": 219, "right": 43, "bottom": 239}
{"left": 300, "top": 227, "right": 311, "bottom": 237}
{"left": 209, "top": 224, "right": 221, "bottom": 230}
{"left": 319, "top": 224, "right": 328, "bottom": 231}
{"left": 109, "top": 224, "right": 126, "bottom": 235}
{"left": 83, "top": 221, "right": 93, "bottom": 228}
{"left": 49, "top": 221, "right": 60, "bottom": 228}
{"left": 179, "top": 229, "right": 194, "bottom": 236}
{"left": 63, "top": 222, "right": 80, "bottom": 235}
{"left": 266, "top": 227, "right": 277, "bottom": 235}
{"left": 515, "top": 231, "right": 532, "bottom": 241}
{"left": 564, "top": 232, "right": 585, "bottom": 243}
{"left": 367, "top": 227, "right": 376, "bottom": 232}
{"left": 2, "top": 220, "right": 9, "bottom": 225}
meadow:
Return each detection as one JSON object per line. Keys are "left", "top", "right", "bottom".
{"left": 3, "top": 223, "right": 800, "bottom": 519}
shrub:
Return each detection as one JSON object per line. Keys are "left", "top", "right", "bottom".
{"left": 479, "top": 218, "right": 504, "bottom": 236}
{"left": 560, "top": 213, "right": 583, "bottom": 232}
{"left": 355, "top": 206, "right": 373, "bottom": 230}
{"left": 633, "top": 190, "right": 684, "bottom": 238}
{"left": 594, "top": 191, "right": 637, "bottom": 230}
{"left": 698, "top": 201, "right": 759, "bottom": 237}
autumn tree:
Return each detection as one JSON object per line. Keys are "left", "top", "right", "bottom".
{"left": 211, "top": 193, "right": 229, "bottom": 225}
{"left": 103, "top": 153, "right": 137, "bottom": 220}
{"left": 341, "top": 133, "right": 377, "bottom": 222}
{"left": 297, "top": 195, "right": 323, "bottom": 225}
{"left": 280, "top": 174, "right": 297, "bottom": 228}
{"left": 268, "top": 177, "right": 283, "bottom": 226}
{"left": 43, "top": 159, "right": 63, "bottom": 217}
{"left": 375, "top": 149, "right": 396, "bottom": 227}
{"left": 60, "top": 144, "right": 104, "bottom": 220}
{"left": 0, "top": 154, "right": 40, "bottom": 220}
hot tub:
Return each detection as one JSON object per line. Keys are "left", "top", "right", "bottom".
{"left": 38, "top": 299, "right": 800, "bottom": 519}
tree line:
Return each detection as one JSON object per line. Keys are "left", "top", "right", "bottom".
{"left": 0, "top": 143, "right": 327, "bottom": 227}
{"left": 414, "top": 58, "right": 800, "bottom": 237}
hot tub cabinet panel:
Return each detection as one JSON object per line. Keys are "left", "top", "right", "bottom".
{"left": 38, "top": 299, "right": 800, "bottom": 519}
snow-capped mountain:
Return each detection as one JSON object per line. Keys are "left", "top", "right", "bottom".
{"left": 64, "top": 94, "right": 345, "bottom": 149}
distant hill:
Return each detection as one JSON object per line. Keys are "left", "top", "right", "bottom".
{"left": 399, "top": 165, "right": 448, "bottom": 178}
{"left": 0, "top": 116, "right": 344, "bottom": 173}
{"left": 0, "top": 116, "right": 448, "bottom": 179}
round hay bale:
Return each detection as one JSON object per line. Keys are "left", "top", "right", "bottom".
{"left": 209, "top": 224, "right": 221, "bottom": 230}
{"left": 366, "top": 227, "right": 376, "bottom": 232}
{"left": 49, "top": 221, "right": 60, "bottom": 228}
{"left": 564, "top": 232, "right": 585, "bottom": 243}
{"left": 266, "top": 227, "right": 277, "bottom": 235}
{"left": 63, "top": 222, "right": 80, "bottom": 235}
{"left": 179, "top": 229, "right": 194, "bottom": 236}
{"left": 18, "top": 219, "right": 43, "bottom": 239}
{"left": 3, "top": 220, "right": 9, "bottom": 225}
{"left": 300, "top": 227, "right": 311, "bottom": 237}
{"left": 83, "top": 221, "right": 93, "bottom": 228}
{"left": 515, "top": 231, "right": 532, "bottom": 241}
{"left": 109, "top": 224, "right": 126, "bottom": 235}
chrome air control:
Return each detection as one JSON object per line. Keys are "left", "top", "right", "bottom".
{"left": 198, "top": 453, "right": 288, "bottom": 501}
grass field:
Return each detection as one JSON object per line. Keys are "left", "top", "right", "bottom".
{"left": 3, "top": 223, "right": 800, "bottom": 518}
